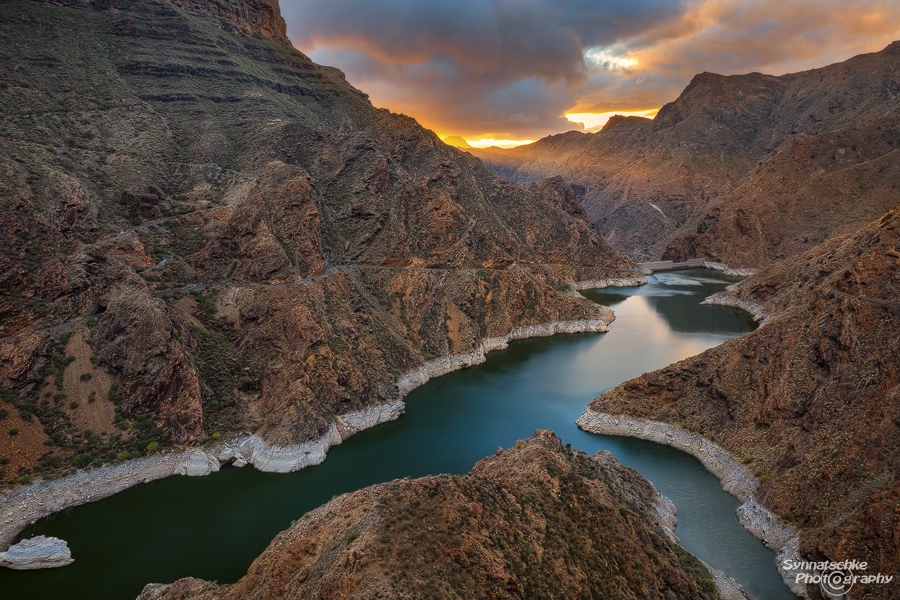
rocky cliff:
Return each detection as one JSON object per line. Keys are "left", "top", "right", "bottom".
{"left": 0, "top": 0, "right": 630, "bottom": 482}
{"left": 585, "top": 206, "right": 900, "bottom": 598}
{"left": 137, "top": 431, "right": 725, "bottom": 600}
{"left": 473, "top": 44, "right": 900, "bottom": 265}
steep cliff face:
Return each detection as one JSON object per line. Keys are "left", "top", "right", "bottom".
{"left": 27, "top": 0, "right": 288, "bottom": 42}
{"left": 474, "top": 43, "right": 900, "bottom": 265}
{"left": 0, "top": 0, "right": 630, "bottom": 480}
{"left": 137, "top": 431, "right": 723, "bottom": 600}
{"left": 587, "top": 207, "right": 900, "bottom": 598}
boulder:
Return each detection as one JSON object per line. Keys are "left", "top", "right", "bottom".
{"left": 0, "top": 535, "right": 74, "bottom": 570}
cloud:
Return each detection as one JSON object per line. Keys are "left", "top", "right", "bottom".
{"left": 280, "top": 0, "right": 900, "bottom": 141}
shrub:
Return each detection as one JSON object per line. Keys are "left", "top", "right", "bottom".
{"left": 72, "top": 453, "right": 91, "bottom": 468}
{"left": 70, "top": 401, "right": 79, "bottom": 409}
{"left": 108, "top": 383, "right": 122, "bottom": 406}
{"left": 80, "top": 373, "right": 92, "bottom": 382}
{"left": 145, "top": 441, "right": 160, "bottom": 455}
{"left": 8, "top": 428, "right": 19, "bottom": 436}
{"left": 0, "top": 408, "right": 7, "bottom": 420}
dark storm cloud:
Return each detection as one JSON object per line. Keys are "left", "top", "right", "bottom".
{"left": 283, "top": 0, "right": 687, "bottom": 86}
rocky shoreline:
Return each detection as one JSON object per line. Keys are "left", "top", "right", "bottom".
{"left": 700, "top": 292, "right": 769, "bottom": 325}
{"left": 568, "top": 276, "right": 648, "bottom": 291}
{"left": 0, "top": 401, "right": 406, "bottom": 554}
{"left": 576, "top": 409, "right": 806, "bottom": 598}
{"left": 0, "top": 277, "right": 640, "bottom": 558}
{"left": 703, "top": 261, "right": 759, "bottom": 277}
{"left": 397, "top": 313, "right": 617, "bottom": 396}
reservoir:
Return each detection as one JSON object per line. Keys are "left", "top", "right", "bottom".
{"left": 0, "top": 270, "right": 795, "bottom": 599}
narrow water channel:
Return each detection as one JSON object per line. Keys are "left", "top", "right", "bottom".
{"left": 0, "top": 270, "right": 795, "bottom": 599}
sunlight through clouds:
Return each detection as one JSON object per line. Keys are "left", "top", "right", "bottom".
{"left": 584, "top": 47, "right": 639, "bottom": 70}
{"left": 565, "top": 109, "right": 659, "bottom": 130}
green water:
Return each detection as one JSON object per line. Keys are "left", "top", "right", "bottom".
{"left": 0, "top": 270, "right": 795, "bottom": 599}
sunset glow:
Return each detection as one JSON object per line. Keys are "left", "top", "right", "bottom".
{"left": 565, "top": 109, "right": 660, "bottom": 130}
{"left": 465, "top": 138, "right": 536, "bottom": 149}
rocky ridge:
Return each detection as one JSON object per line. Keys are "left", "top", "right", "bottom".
{"left": 136, "top": 431, "right": 729, "bottom": 600}
{"left": 473, "top": 44, "right": 900, "bottom": 266}
{"left": 584, "top": 206, "right": 900, "bottom": 599}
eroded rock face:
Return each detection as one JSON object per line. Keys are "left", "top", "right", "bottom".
{"left": 0, "top": 0, "right": 630, "bottom": 476}
{"left": 137, "top": 432, "right": 721, "bottom": 600}
{"left": 0, "top": 536, "right": 73, "bottom": 570}
{"left": 589, "top": 207, "right": 900, "bottom": 598}
{"left": 95, "top": 273, "right": 203, "bottom": 444}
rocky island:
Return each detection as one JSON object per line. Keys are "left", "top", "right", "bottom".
{"left": 136, "top": 431, "right": 739, "bottom": 600}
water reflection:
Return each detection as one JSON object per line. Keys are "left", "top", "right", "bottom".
{"left": 583, "top": 270, "right": 757, "bottom": 335}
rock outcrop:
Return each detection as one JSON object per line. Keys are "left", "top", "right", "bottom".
{"left": 0, "top": 536, "right": 73, "bottom": 570}
{"left": 137, "top": 431, "right": 728, "bottom": 600}
{"left": 583, "top": 206, "right": 900, "bottom": 599}
{"left": 474, "top": 43, "right": 900, "bottom": 266}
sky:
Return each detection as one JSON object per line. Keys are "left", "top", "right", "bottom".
{"left": 281, "top": 0, "right": 900, "bottom": 147}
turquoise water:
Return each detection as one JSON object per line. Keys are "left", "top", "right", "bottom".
{"left": 0, "top": 270, "right": 795, "bottom": 599}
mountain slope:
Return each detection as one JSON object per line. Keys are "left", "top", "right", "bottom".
{"left": 0, "top": 0, "right": 630, "bottom": 481}
{"left": 474, "top": 44, "right": 900, "bottom": 265}
{"left": 582, "top": 206, "right": 900, "bottom": 598}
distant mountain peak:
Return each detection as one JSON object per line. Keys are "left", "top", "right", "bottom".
{"left": 442, "top": 135, "right": 472, "bottom": 149}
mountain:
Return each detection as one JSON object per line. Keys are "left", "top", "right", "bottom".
{"left": 0, "top": 0, "right": 631, "bottom": 482}
{"left": 442, "top": 135, "right": 472, "bottom": 149}
{"left": 137, "top": 431, "right": 731, "bottom": 600}
{"left": 582, "top": 206, "right": 900, "bottom": 598}
{"left": 473, "top": 44, "right": 900, "bottom": 265}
